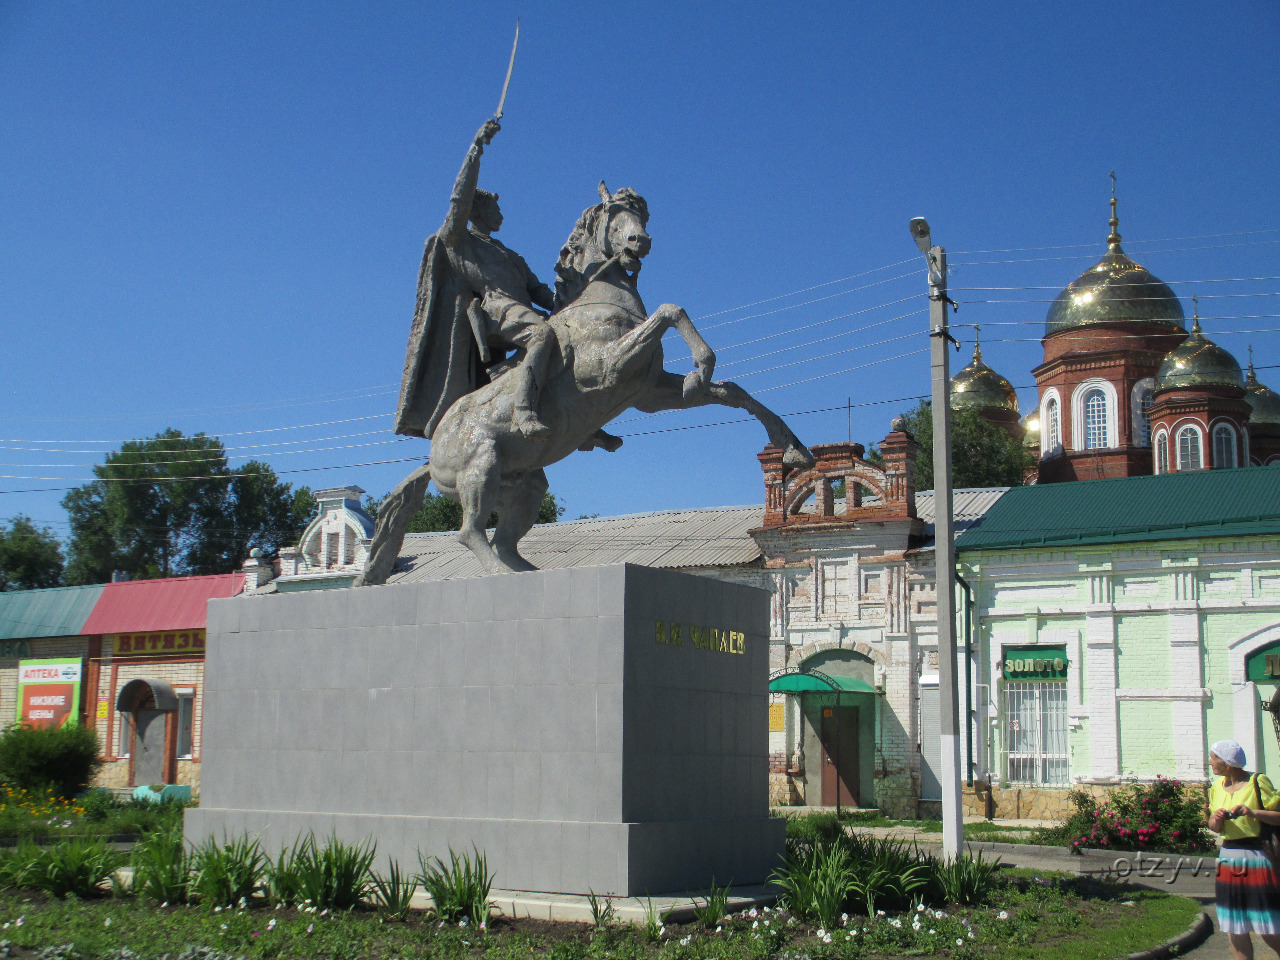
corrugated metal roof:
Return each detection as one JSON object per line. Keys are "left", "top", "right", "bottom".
{"left": 81, "top": 573, "right": 244, "bottom": 634}
{"left": 388, "top": 506, "right": 766, "bottom": 583}
{"left": 955, "top": 468, "right": 1280, "bottom": 552}
{"left": 916, "top": 488, "right": 1010, "bottom": 541}
{"left": 0, "top": 584, "right": 105, "bottom": 640}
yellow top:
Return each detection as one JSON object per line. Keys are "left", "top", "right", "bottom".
{"left": 1210, "top": 773, "right": 1280, "bottom": 840}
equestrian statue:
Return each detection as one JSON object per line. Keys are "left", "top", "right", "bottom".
{"left": 355, "top": 118, "right": 814, "bottom": 583}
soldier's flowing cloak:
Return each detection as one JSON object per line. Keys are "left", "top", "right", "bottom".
{"left": 393, "top": 235, "right": 485, "bottom": 439}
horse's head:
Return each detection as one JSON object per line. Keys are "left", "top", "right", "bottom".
{"left": 554, "top": 182, "right": 651, "bottom": 309}
{"left": 594, "top": 181, "right": 651, "bottom": 272}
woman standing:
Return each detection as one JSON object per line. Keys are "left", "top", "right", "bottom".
{"left": 1208, "top": 739, "right": 1280, "bottom": 960}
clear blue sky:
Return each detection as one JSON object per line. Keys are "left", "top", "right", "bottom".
{"left": 2, "top": 1, "right": 1278, "bottom": 541}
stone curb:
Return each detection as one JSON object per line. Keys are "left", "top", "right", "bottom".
{"left": 1119, "top": 910, "right": 1212, "bottom": 960}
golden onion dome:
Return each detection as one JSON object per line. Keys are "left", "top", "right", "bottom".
{"left": 1246, "top": 360, "right": 1280, "bottom": 426}
{"left": 1155, "top": 317, "right": 1244, "bottom": 391}
{"left": 950, "top": 339, "right": 1019, "bottom": 414}
{"left": 1044, "top": 191, "right": 1186, "bottom": 337}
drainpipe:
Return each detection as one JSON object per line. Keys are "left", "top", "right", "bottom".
{"left": 955, "top": 570, "right": 975, "bottom": 787}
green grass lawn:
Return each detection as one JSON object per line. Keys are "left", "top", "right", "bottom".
{"left": 0, "top": 875, "right": 1202, "bottom": 959}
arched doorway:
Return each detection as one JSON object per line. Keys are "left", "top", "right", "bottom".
{"left": 116, "top": 678, "right": 179, "bottom": 786}
{"left": 770, "top": 650, "right": 879, "bottom": 809}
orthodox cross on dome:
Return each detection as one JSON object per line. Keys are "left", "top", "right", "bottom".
{"left": 973, "top": 323, "right": 982, "bottom": 361}
{"left": 1107, "top": 170, "right": 1122, "bottom": 248}
{"left": 1192, "top": 294, "right": 1202, "bottom": 334}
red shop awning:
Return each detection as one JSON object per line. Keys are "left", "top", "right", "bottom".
{"left": 81, "top": 573, "right": 244, "bottom": 635}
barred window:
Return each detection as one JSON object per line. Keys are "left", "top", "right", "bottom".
{"left": 1003, "top": 682, "right": 1068, "bottom": 786}
{"left": 1177, "top": 426, "right": 1203, "bottom": 471}
{"left": 1212, "top": 424, "right": 1236, "bottom": 469}
{"left": 1083, "top": 389, "right": 1109, "bottom": 449}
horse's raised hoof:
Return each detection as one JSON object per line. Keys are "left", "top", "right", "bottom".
{"left": 783, "top": 443, "right": 816, "bottom": 470}
{"left": 513, "top": 409, "right": 552, "bottom": 440}
{"left": 682, "top": 368, "right": 710, "bottom": 401}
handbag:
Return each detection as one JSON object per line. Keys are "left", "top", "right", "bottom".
{"left": 1251, "top": 774, "right": 1280, "bottom": 875}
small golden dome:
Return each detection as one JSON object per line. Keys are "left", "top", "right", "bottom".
{"left": 1155, "top": 316, "right": 1244, "bottom": 392}
{"left": 1044, "top": 187, "right": 1186, "bottom": 337}
{"left": 951, "top": 338, "right": 1019, "bottom": 414}
{"left": 1246, "top": 360, "right": 1280, "bottom": 426}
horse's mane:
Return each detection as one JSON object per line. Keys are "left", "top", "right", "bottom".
{"left": 554, "top": 186, "right": 649, "bottom": 310}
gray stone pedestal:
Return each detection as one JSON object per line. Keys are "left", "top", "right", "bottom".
{"left": 187, "top": 564, "right": 784, "bottom": 895}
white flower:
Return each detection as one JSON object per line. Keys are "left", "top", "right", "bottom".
{"left": 749, "top": 908, "right": 758, "bottom": 918}
{"left": 214, "top": 906, "right": 222, "bottom": 913}
{"left": 876, "top": 909, "right": 886, "bottom": 917}
{"left": 998, "top": 910, "right": 1009, "bottom": 920}
{"left": 917, "top": 903, "right": 925, "bottom": 913}
{"left": 715, "top": 926, "right": 722, "bottom": 933}
{"left": 160, "top": 902, "right": 168, "bottom": 909}
{"left": 679, "top": 935, "right": 691, "bottom": 946}
{"left": 957, "top": 938, "right": 964, "bottom": 946}
{"left": 912, "top": 920, "right": 921, "bottom": 931}
{"left": 658, "top": 925, "right": 665, "bottom": 936}
{"left": 752, "top": 920, "right": 759, "bottom": 929}
{"left": 841, "top": 912, "right": 849, "bottom": 924}
{"left": 220, "top": 924, "right": 228, "bottom": 931}
{"left": 267, "top": 919, "right": 276, "bottom": 931}
{"left": 821, "top": 932, "right": 833, "bottom": 944}
{"left": 929, "top": 929, "right": 935, "bottom": 934}
{"left": 817, "top": 928, "right": 826, "bottom": 938}
{"left": 479, "top": 921, "right": 487, "bottom": 932}
{"left": 934, "top": 909, "right": 946, "bottom": 919}
{"left": 104, "top": 919, "right": 113, "bottom": 927}
{"left": 306, "top": 924, "right": 314, "bottom": 934}
{"left": 320, "top": 908, "right": 329, "bottom": 917}
{"left": 968, "top": 931, "right": 976, "bottom": 939}
{"left": 890, "top": 918, "right": 902, "bottom": 928}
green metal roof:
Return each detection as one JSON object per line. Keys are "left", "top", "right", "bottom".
{"left": 956, "top": 467, "right": 1280, "bottom": 552}
{"left": 769, "top": 672, "right": 877, "bottom": 695}
{"left": 0, "top": 584, "right": 105, "bottom": 640}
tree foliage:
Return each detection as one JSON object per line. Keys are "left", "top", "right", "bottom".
{"left": 898, "top": 400, "right": 1034, "bottom": 490}
{"left": 62, "top": 430, "right": 314, "bottom": 584}
{"left": 365, "top": 489, "right": 565, "bottom": 534}
{"left": 0, "top": 516, "right": 65, "bottom": 591}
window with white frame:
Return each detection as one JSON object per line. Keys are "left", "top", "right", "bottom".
{"left": 1045, "top": 397, "right": 1060, "bottom": 452}
{"left": 1083, "top": 389, "right": 1109, "bottom": 449}
{"left": 1137, "top": 388, "right": 1154, "bottom": 446}
{"left": 1155, "top": 432, "right": 1169, "bottom": 473}
{"left": 1177, "top": 426, "right": 1203, "bottom": 470}
{"left": 176, "top": 688, "right": 196, "bottom": 759}
{"left": 1003, "top": 682, "right": 1068, "bottom": 785}
{"left": 117, "top": 712, "right": 132, "bottom": 758}
{"left": 1212, "top": 423, "right": 1237, "bottom": 469}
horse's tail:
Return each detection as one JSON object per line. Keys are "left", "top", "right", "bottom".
{"left": 353, "top": 462, "right": 431, "bottom": 587}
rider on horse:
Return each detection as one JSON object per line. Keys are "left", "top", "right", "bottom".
{"left": 395, "top": 119, "right": 557, "bottom": 441}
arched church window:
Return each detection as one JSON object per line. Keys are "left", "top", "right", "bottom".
{"left": 1176, "top": 426, "right": 1203, "bottom": 471}
{"left": 1045, "top": 397, "right": 1060, "bottom": 452}
{"left": 1137, "top": 389, "right": 1154, "bottom": 446}
{"left": 1212, "top": 423, "right": 1237, "bottom": 469}
{"left": 1083, "top": 389, "right": 1109, "bottom": 449}
{"left": 1155, "top": 433, "right": 1168, "bottom": 473}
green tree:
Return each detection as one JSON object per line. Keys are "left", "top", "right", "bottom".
{"left": 0, "top": 516, "right": 65, "bottom": 591}
{"left": 366, "top": 489, "right": 565, "bottom": 533}
{"left": 62, "top": 430, "right": 313, "bottom": 584}
{"left": 898, "top": 400, "right": 1033, "bottom": 490}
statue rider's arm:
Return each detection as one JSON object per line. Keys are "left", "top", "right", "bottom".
{"left": 440, "top": 119, "right": 500, "bottom": 246}
{"left": 527, "top": 272, "right": 555, "bottom": 312}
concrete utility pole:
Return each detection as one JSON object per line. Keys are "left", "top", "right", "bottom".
{"left": 910, "top": 217, "right": 963, "bottom": 861}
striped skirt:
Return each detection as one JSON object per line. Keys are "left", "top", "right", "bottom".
{"left": 1218, "top": 845, "right": 1280, "bottom": 935}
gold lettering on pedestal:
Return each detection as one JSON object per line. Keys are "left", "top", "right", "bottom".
{"left": 652, "top": 621, "right": 745, "bottom": 655}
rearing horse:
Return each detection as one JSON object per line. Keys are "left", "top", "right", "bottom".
{"left": 358, "top": 183, "right": 814, "bottom": 581}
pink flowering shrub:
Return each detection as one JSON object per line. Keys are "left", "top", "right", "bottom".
{"left": 1053, "top": 776, "right": 1213, "bottom": 854}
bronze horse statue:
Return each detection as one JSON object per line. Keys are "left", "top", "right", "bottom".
{"left": 358, "top": 183, "right": 814, "bottom": 581}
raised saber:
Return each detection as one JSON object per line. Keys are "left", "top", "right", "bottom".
{"left": 494, "top": 19, "right": 520, "bottom": 120}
